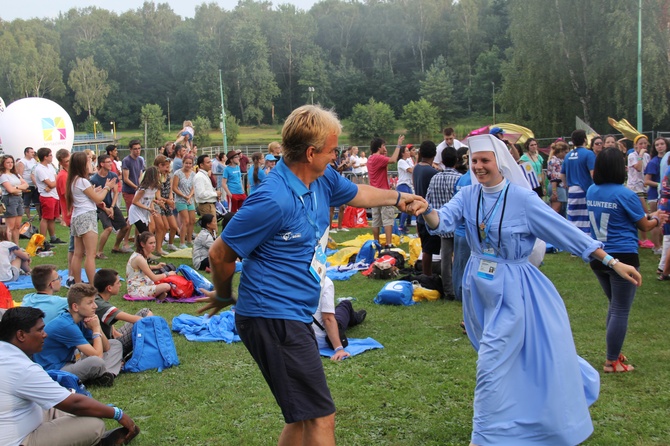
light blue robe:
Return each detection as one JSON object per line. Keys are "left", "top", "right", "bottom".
{"left": 431, "top": 182, "right": 601, "bottom": 446}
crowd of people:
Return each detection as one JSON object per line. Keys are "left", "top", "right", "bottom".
{"left": 2, "top": 106, "right": 670, "bottom": 446}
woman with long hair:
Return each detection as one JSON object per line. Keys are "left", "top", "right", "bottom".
{"left": 547, "top": 141, "right": 569, "bottom": 216}
{"left": 519, "top": 138, "right": 544, "bottom": 197}
{"left": 127, "top": 166, "right": 162, "bottom": 235}
{"left": 193, "top": 213, "right": 217, "bottom": 271}
{"left": 0, "top": 155, "right": 29, "bottom": 244}
{"left": 154, "top": 155, "right": 179, "bottom": 254}
{"left": 126, "top": 231, "right": 176, "bottom": 299}
{"left": 588, "top": 147, "right": 666, "bottom": 372}
{"left": 66, "top": 151, "right": 116, "bottom": 284}
{"left": 172, "top": 155, "right": 196, "bottom": 249}
{"left": 644, "top": 137, "right": 668, "bottom": 253}
{"left": 247, "top": 152, "right": 266, "bottom": 196}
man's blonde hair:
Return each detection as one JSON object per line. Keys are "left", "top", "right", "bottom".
{"left": 281, "top": 105, "right": 342, "bottom": 164}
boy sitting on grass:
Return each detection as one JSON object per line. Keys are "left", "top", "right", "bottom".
{"left": 34, "top": 283, "right": 123, "bottom": 387}
{"left": 21, "top": 264, "right": 68, "bottom": 324}
{"left": 93, "top": 268, "right": 152, "bottom": 357}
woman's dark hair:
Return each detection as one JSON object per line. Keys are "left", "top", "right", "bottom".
{"left": 523, "top": 138, "right": 537, "bottom": 152}
{"left": 199, "top": 213, "right": 215, "bottom": 228}
{"left": 590, "top": 136, "right": 603, "bottom": 150}
{"left": 66, "top": 152, "right": 90, "bottom": 211}
{"left": 455, "top": 147, "right": 469, "bottom": 174}
{"left": 0, "top": 155, "right": 17, "bottom": 175}
{"left": 135, "top": 231, "right": 156, "bottom": 256}
{"left": 140, "top": 166, "right": 161, "bottom": 189}
{"left": 251, "top": 152, "right": 263, "bottom": 185}
{"left": 593, "top": 148, "right": 625, "bottom": 185}
{"left": 0, "top": 307, "right": 46, "bottom": 342}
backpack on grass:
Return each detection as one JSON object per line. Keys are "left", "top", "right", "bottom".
{"left": 123, "top": 316, "right": 180, "bottom": 373}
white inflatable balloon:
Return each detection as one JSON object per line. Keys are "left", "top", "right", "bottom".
{"left": 0, "top": 97, "right": 74, "bottom": 159}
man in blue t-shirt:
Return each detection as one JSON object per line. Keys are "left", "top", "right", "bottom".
{"left": 90, "top": 155, "right": 132, "bottom": 257}
{"left": 561, "top": 129, "right": 596, "bottom": 233}
{"left": 197, "top": 105, "right": 428, "bottom": 445}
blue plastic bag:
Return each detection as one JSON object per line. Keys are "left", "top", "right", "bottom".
{"left": 177, "top": 264, "right": 214, "bottom": 292}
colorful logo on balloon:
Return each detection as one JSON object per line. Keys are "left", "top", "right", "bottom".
{"left": 42, "top": 117, "right": 67, "bottom": 141}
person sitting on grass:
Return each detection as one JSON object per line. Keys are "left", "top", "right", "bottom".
{"left": 312, "top": 277, "right": 367, "bottom": 361}
{"left": 0, "top": 225, "right": 31, "bottom": 283}
{"left": 33, "top": 284, "right": 124, "bottom": 387}
{"left": 126, "top": 231, "right": 178, "bottom": 300}
{"left": 93, "top": 268, "right": 152, "bottom": 358}
{"left": 193, "top": 214, "right": 217, "bottom": 272}
{"left": 0, "top": 306, "right": 140, "bottom": 446}
{"left": 21, "top": 264, "right": 67, "bottom": 324}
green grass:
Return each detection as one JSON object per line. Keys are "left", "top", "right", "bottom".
{"left": 10, "top": 223, "right": 670, "bottom": 445}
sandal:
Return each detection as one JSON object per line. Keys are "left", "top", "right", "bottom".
{"left": 603, "top": 359, "right": 634, "bottom": 373}
{"left": 618, "top": 353, "right": 628, "bottom": 363}
{"left": 95, "top": 253, "right": 109, "bottom": 260}
{"left": 658, "top": 274, "right": 670, "bottom": 281}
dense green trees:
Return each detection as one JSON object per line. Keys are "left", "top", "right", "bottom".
{"left": 1, "top": 0, "right": 669, "bottom": 142}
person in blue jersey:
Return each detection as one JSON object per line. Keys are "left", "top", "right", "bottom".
{"left": 644, "top": 137, "right": 668, "bottom": 253}
{"left": 418, "top": 134, "right": 640, "bottom": 446}
{"left": 561, "top": 129, "right": 596, "bottom": 233}
{"left": 587, "top": 148, "right": 667, "bottom": 373}
{"left": 196, "top": 105, "right": 426, "bottom": 446}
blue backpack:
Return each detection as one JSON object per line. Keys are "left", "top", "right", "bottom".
{"left": 374, "top": 280, "right": 415, "bottom": 306}
{"left": 177, "top": 264, "right": 214, "bottom": 293}
{"left": 355, "top": 240, "right": 380, "bottom": 265}
{"left": 123, "top": 316, "right": 180, "bottom": 373}
{"left": 46, "top": 369, "right": 92, "bottom": 397}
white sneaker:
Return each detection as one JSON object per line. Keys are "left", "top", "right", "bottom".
{"left": 167, "top": 244, "right": 178, "bottom": 252}
{"left": 340, "top": 227, "right": 350, "bottom": 232}
{"left": 330, "top": 228, "right": 338, "bottom": 233}
{"left": 179, "top": 244, "right": 188, "bottom": 249}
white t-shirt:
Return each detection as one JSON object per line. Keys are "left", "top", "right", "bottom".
{"left": 128, "top": 187, "right": 158, "bottom": 225}
{"left": 0, "top": 341, "right": 71, "bottom": 446}
{"left": 0, "top": 240, "right": 18, "bottom": 282}
{"left": 359, "top": 156, "right": 368, "bottom": 174}
{"left": 435, "top": 138, "right": 464, "bottom": 170}
{"left": 627, "top": 151, "right": 649, "bottom": 193}
{"left": 311, "top": 277, "right": 336, "bottom": 349}
{"left": 350, "top": 155, "right": 362, "bottom": 174}
{"left": 33, "top": 164, "right": 58, "bottom": 199}
{"left": 71, "top": 177, "right": 97, "bottom": 219}
{"left": 397, "top": 158, "right": 415, "bottom": 188}
{"left": 17, "top": 157, "right": 37, "bottom": 185}
{"left": 0, "top": 173, "right": 21, "bottom": 196}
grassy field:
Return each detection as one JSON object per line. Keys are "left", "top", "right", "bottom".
{"left": 10, "top": 222, "right": 670, "bottom": 445}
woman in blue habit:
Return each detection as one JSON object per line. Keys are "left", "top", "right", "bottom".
{"left": 418, "top": 134, "right": 641, "bottom": 445}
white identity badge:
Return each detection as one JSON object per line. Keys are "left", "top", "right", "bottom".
{"left": 477, "top": 258, "right": 497, "bottom": 280}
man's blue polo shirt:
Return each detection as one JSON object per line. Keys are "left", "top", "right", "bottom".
{"left": 561, "top": 147, "right": 595, "bottom": 192}
{"left": 34, "top": 312, "right": 92, "bottom": 371}
{"left": 222, "top": 159, "right": 358, "bottom": 323}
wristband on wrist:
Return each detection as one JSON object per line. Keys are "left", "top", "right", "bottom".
{"left": 608, "top": 258, "right": 620, "bottom": 268}
{"left": 601, "top": 254, "right": 613, "bottom": 267}
{"left": 394, "top": 191, "right": 401, "bottom": 207}
{"left": 112, "top": 407, "right": 123, "bottom": 421}
{"left": 652, "top": 216, "right": 660, "bottom": 227}
{"left": 423, "top": 205, "right": 433, "bottom": 216}
{"left": 334, "top": 346, "right": 344, "bottom": 352}
{"left": 92, "top": 333, "right": 101, "bottom": 339}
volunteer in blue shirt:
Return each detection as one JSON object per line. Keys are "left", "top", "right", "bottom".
{"left": 587, "top": 147, "right": 667, "bottom": 373}
{"left": 561, "top": 129, "right": 596, "bottom": 233}
{"left": 197, "top": 104, "right": 427, "bottom": 446}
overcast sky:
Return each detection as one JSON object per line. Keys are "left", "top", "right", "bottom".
{"left": 1, "top": 0, "right": 320, "bottom": 21}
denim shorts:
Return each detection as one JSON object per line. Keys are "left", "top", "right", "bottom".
{"left": 2, "top": 194, "right": 24, "bottom": 217}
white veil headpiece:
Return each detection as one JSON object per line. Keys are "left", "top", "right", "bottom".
{"left": 466, "top": 134, "right": 531, "bottom": 190}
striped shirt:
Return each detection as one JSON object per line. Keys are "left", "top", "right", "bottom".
{"left": 426, "top": 168, "right": 462, "bottom": 238}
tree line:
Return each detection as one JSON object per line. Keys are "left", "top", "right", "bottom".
{"left": 1, "top": 0, "right": 669, "bottom": 145}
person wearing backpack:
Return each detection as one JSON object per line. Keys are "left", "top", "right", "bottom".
{"left": 34, "top": 284, "right": 123, "bottom": 387}
{"left": 0, "top": 306, "right": 140, "bottom": 446}
{"left": 93, "top": 269, "right": 152, "bottom": 357}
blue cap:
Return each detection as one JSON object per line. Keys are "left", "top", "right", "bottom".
{"left": 489, "top": 126, "right": 504, "bottom": 135}
{"left": 264, "top": 154, "right": 278, "bottom": 162}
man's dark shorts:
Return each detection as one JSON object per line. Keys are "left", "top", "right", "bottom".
{"left": 417, "top": 221, "right": 441, "bottom": 255}
{"left": 235, "top": 314, "right": 335, "bottom": 424}
{"left": 97, "top": 206, "right": 128, "bottom": 231}
{"left": 22, "top": 186, "right": 40, "bottom": 207}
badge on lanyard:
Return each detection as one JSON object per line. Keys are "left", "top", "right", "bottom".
{"left": 477, "top": 258, "right": 498, "bottom": 280}
{"left": 309, "top": 229, "right": 329, "bottom": 286}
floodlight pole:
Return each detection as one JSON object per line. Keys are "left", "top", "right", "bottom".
{"left": 637, "top": 0, "right": 643, "bottom": 132}
{"left": 219, "top": 69, "right": 228, "bottom": 151}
